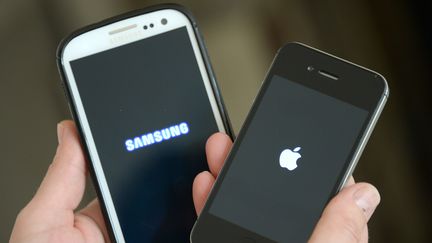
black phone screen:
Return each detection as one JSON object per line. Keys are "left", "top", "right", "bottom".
{"left": 208, "top": 75, "right": 369, "bottom": 242}
{"left": 69, "top": 27, "right": 219, "bottom": 242}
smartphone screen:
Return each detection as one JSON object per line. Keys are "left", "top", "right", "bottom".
{"left": 208, "top": 75, "right": 368, "bottom": 242}
{"left": 193, "top": 43, "right": 388, "bottom": 242}
{"left": 68, "top": 26, "right": 220, "bottom": 242}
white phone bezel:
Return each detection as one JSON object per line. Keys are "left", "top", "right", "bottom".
{"left": 60, "top": 9, "right": 226, "bottom": 243}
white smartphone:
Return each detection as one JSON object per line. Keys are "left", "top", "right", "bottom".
{"left": 57, "top": 4, "right": 233, "bottom": 243}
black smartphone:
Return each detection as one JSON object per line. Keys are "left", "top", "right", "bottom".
{"left": 56, "top": 5, "right": 233, "bottom": 243}
{"left": 191, "top": 43, "right": 389, "bottom": 242}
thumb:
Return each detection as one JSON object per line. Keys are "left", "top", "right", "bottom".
{"left": 31, "top": 120, "right": 87, "bottom": 211}
{"left": 309, "top": 183, "right": 381, "bottom": 243}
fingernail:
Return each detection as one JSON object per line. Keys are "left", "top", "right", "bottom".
{"left": 353, "top": 185, "right": 381, "bottom": 220}
{"left": 57, "top": 122, "right": 64, "bottom": 144}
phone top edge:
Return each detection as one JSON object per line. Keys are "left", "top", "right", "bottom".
{"left": 56, "top": 4, "right": 196, "bottom": 61}
{"left": 281, "top": 42, "right": 390, "bottom": 97}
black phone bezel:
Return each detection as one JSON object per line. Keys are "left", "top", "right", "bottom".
{"left": 191, "top": 42, "right": 388, "bottom": 243}
{"left": 56, "top": 4, "right": 235, "bottom": 242}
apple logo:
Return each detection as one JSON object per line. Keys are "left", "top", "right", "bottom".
{"left": 279, "top": 147, "right": 302, "bottom": 171}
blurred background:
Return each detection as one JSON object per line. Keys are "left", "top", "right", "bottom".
{"left": 1, "top": 0, "right": 431, "bottom": 242}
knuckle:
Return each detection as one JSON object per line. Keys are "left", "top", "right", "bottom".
{"left": 15, "top": 208, "right": 25, "bottom": 224}
{"left": 14, "top": 205, "right": 32, "bottom": 228}
{"left": 16, "top": 204, "right": 31, "bottom": 220}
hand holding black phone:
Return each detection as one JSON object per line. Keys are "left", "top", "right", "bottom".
{"left": 191, "top": 43, "right": 389, "bottom": 242}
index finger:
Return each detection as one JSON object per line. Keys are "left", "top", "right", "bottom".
{"left": 205, "top": 132, "right": 232, "bottom": 177}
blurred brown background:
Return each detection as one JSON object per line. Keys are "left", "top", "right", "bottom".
{"left": 1, "top": 0, "right": 431, "bottom": 242}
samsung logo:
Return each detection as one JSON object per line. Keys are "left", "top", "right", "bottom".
{"left": 125, "top": 122, "right": 190, "bottom": 152}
